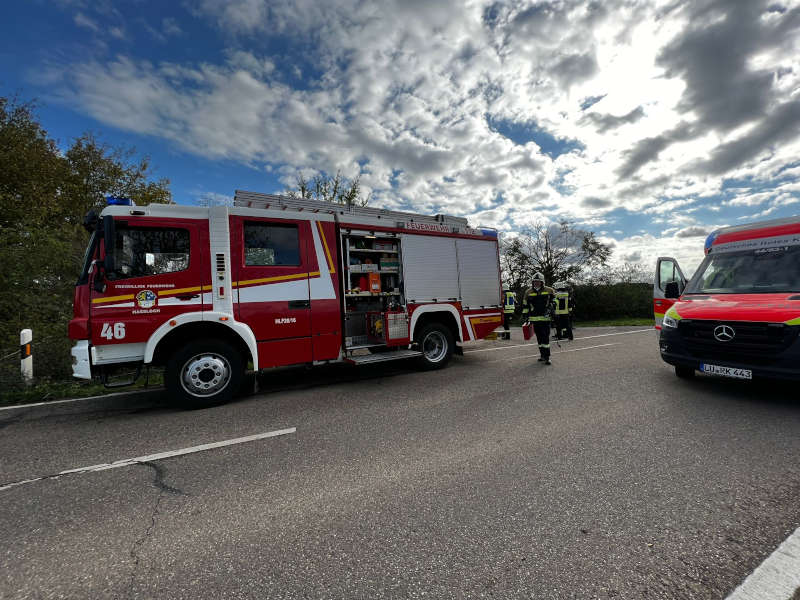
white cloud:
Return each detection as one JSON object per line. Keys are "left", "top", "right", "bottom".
{"left": 73, "top": 12, "right": 98, "bottom": 31}
{"left": 43, "top": 0, "right": 800, "bottom": 274}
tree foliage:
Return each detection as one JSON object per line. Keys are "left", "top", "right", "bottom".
{"left": 286, "top": 171, "right": 371, "bottom": 207}
{"left": 578, "top": 262, "right": 654, "bottom": 285}
{"left": 500, "top": 221, "right": 612, "bottom": 297}
{"left": 0, "top": 96, "right": 171, "bottom": 384}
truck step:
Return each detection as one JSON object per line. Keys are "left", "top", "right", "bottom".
{"left": 346, "top": 349, "right": 422, "bottom": 365}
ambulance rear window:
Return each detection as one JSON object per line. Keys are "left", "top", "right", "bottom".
{"left": 244, "top": 222, "right": 300, "bottom": 266}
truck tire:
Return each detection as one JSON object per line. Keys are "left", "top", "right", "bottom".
{"left": 165, "top": 339, "right": 244, "bottom": 409}
{"left": 416, "top": 322, "right": 454, "bottom": 370}
{"left": 675, "top": 365, "right": 695, "bottom": 379}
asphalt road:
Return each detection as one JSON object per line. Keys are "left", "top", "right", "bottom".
{"left": 2, "top": 326, "right": 800, "bottom": 599}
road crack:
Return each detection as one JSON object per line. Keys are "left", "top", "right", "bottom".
{"left": 127, "top": 462, "right": 185, "bottom": 598}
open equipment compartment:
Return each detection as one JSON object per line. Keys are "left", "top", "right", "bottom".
{"left": 341, "top": 230, "right": 409, "bottom": 351}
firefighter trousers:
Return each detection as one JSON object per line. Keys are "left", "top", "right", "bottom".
{"left": 533, "top": 321, "right": 551, "bottom": 359}
{"left": 503, "top": 314, "right": 511, "bottom": 331}
{"left": 555, "top": 315, "right": 573, "bottom": 340}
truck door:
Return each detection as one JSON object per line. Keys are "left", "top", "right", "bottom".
{"left": 654, "top": 257, "right": 686, "bottom": 329}
{"left": 89, "top": 218, "right": 206, "bottom": 363}
{"left": 230, "top": 216, "right": 314, "bottom": 368}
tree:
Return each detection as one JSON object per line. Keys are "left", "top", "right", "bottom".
{"left": 0, "top": 96, "right": 171, "bottom": 384}
{"left": 286, "top": 171, "right": 371, "bottom": 207}
{"left": 499, "top": 236, "right": 533, "bottom": 298}
{"left": 502, "top": 220, "right": 612, "bottom": 289}
{"left": 576, "top": 262, "right": 654, "bottom": 285}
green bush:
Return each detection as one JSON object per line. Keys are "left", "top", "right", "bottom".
{"left": 572, "top": 282, "right": 652, "bottom": 321}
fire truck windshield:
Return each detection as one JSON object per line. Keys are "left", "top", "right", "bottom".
{"left": 685, "top": 245, "right": 800, "bottom": 294}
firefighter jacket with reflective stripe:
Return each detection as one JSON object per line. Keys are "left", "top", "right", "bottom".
{"left": 555, "top": 291, "right": 570, "bottom": 316}
{"left": 522, "top": 286, "right": 555, "bottom": 321}
{"left": 503, "top": 290, "right": 516, "bottom": 314}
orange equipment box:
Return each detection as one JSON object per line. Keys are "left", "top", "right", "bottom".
{"left": 368, "top": 272, "right": 381, "bottom": 293}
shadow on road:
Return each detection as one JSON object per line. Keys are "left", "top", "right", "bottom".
{"left": 674, "top": 371, "right": 800, "bottom": 408}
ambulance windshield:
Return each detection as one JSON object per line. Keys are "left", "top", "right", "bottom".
{"left": 685, "top": 246, "right": 800, "bottom": 294}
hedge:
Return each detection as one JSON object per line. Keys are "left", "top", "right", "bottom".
{"left": 571, "top": 282, "right": 652, "bottom": 321}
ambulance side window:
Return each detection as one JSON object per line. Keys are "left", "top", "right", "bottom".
{"left": 113, "top": 227, "right": 190, "bottom": 279}
{"left": 659, "top": 260, "right": 678, "bottom": 291}
{"left": 244, "top": 223, "right": 300, "bottom": 266}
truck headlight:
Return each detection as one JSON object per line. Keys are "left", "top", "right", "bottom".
{"left": 663, "top": 315, "right": 678, "bottom": 329}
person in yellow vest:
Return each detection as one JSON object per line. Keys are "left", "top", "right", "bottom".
{"left": 502, "top": 287, "right": 516, "bottom": 340}
{"left": 554, "top": 282, "right": 574, "bottom": 341}
{"left": 522, "top": 272, "right": 555, "bottom": 364}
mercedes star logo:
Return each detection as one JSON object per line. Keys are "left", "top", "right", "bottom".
{"left": 713, "top": 324, "right": 736, "bottom": 342}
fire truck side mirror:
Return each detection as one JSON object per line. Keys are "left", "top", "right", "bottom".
{"left": 89, "top": 260, "right": 108, "bottom": 293}
{"left": 102, "top": 215, "right": 116, "bottom": 275}
{"left": 83, "top": 210, "right": 98, "bottom": 233}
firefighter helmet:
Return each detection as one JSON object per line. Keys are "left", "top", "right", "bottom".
{"left": 532, "top": 272, "right": 545, "bottom": 283}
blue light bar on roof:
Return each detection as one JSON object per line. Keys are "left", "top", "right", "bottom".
{"left": 106, "top": 196, "right": 133, "bottom": 206}
{"left": 480, "top": 228, "right": 498, "bottom": 238}
{"left": 704, "top": 230, "right": 719, "bottom": 254}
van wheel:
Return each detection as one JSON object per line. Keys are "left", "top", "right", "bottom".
{"left": 166, "top": 339, "right": 244, "bottom": 409}
{"left": 416, "top": 323, "right": 454, "bottom": 370}
{"left": 675, "top": 365, "right": 695, "bottom": 379}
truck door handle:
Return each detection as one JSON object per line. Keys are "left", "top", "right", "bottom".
{"left": 288, "top": 300, "right": 310, "bottom": 309}
{"left": 177, "top": 294, "right": 200, "bottom": 301}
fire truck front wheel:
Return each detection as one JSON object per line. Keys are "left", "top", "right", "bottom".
{"left": 416, "top": 322, "right": 454, "bottom": 370}
{"left": 166, "top": 339, "right": 244, "bottom": 408}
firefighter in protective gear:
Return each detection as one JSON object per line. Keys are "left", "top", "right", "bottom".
{"left": 522, "top": 272, "right": 555, "bottom": 364}
{"left": 554, "top": 283, "right": 574, "bottom": 341}
{"left": 502, "top": 287, "right": 516, "bottom": 340}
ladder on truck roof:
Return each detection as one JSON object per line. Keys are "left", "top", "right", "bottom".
{"left": 234, "top": 189, "right": 469, "bottom": 230}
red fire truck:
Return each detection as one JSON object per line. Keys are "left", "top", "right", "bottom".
{"left": 70, "top": 190, "right": 503, "bottom": 407}
{"left": 655, "top": 215, "right": 800, "bottom": 381}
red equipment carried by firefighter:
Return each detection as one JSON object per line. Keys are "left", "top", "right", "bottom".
{"left": 69, "top": 191, "right": 503, "bottom": 407}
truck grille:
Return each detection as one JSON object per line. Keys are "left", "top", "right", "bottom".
{"left": 678, "top": 320, "right": 799, "bottom": 365}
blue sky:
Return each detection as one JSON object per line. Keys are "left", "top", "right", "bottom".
{"left": 2, "top": 0, "right": 800, "bottom": 272}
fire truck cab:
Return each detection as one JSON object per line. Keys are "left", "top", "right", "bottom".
{"left": 70, "top": 191, "right": 502, "bottom": 407}
{"left": 655, "top": 216, "right": 800, "bottom": 382}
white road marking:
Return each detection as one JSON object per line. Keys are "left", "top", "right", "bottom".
{"left": 0, "top": 388, "right": 162, "bottom": 412}
{"left": 466, "top": 328, "right": 653, "bottom": 354}
{"left": 0, "top": 428, "right": 296, "bottom": 492}
{"left": 726, "top": 527, "right": 800, "bottom": 600}
{"left": 487, "top": 343, "right": 618, "bottom": 363}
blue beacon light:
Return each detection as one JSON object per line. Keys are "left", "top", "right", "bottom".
{"left": 106, "top": 196, "right": 133, "bottom": 206}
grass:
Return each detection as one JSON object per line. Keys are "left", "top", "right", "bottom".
{"left": 0, "top": 370, "right": 164, "bottom": 407}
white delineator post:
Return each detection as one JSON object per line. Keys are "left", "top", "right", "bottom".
{"left": 20, "top": 329, "right": 32, "bottom": 384}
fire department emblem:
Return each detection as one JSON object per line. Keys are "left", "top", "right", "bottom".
{"left": 135, "top": 289, "right": 157, "bottom": 309}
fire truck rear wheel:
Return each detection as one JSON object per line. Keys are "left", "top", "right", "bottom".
{"left": 416, "top": 323, "right": 454, "bottom": 370}
{"left": 166, "top": 339, "right": 244, "bottom": 408}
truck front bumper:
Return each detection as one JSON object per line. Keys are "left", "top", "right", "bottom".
{"left": 71, "top": 340, "right": 92, "bottom": 380}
